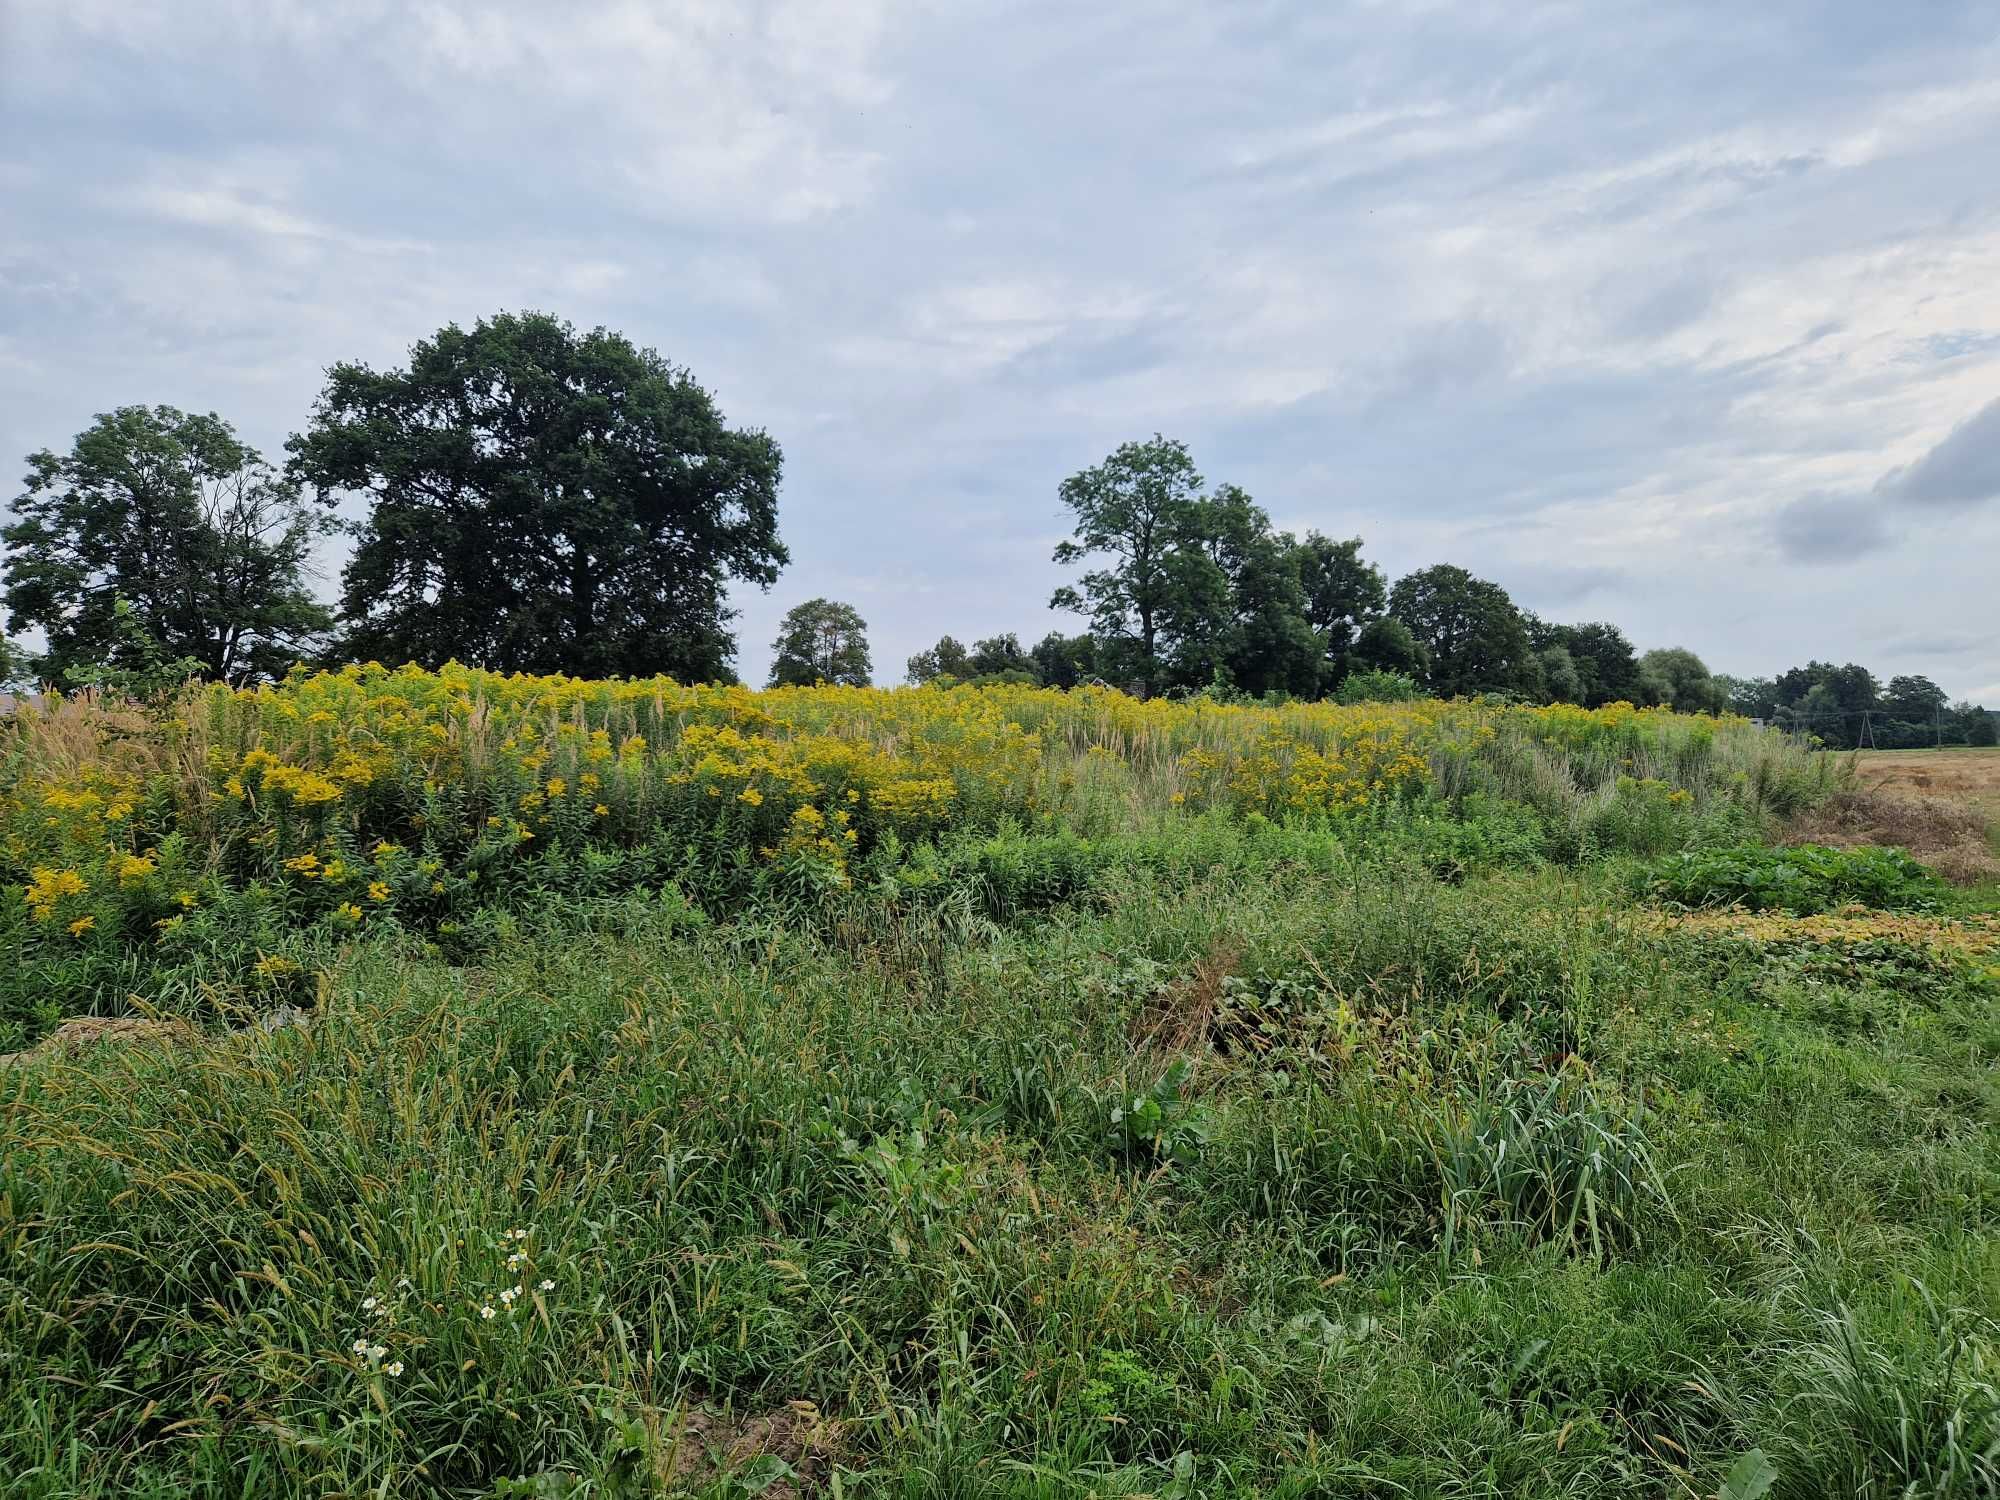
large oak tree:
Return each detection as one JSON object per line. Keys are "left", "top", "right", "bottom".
{"left": 290, "top": 312, "right": 785, "bottom": 680}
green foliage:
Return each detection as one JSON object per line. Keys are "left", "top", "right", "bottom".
{"left": 1640, "top": 647, "right": 1727, "bottom": 714}
{"left": 53, "top": 596, "right": 207, "bottom": 701}
{"left": 1050, "top": 433, "right": 1208, "bottom": 698}
{"left": 1050, "top": 437, "right": 1324, "bottom": 699}
{"left": 1526, "top": 617, "right": 1648, "bottom": 707}
{"left": 1335, "top": 668, "right": 1421, "bottom": 704}
{"left": 1646, "top": 842, "right": 1948, "bottom": 914}
{"left": 3, "top": 797, "right": 1997, "bottom": 1495}
{"left": 1436, "top": 1076, "right": 1672, "bottom": 1262}
{"left": 766, "top": 597, "right": 871, "bottom": 687}
{"left": 1716, "top": 1449, "right": 1777, "bottom": 1500}
{"left": 1390, "top": 564, "right": 1535, "bottom": 698}
{"left": 4, "top": 405, "right": 334, "bottom": 683}
{"left": 905, "top": 633, "right": 970, "bottom": 684}
{"left": 1351, "top": 613, "right": 1429, "bottom": 680}
{"left": 1030, "top": 629, "right": 1100, "bottom": 689}
{"left": 291, "top": 311, "right": 784, "bottom": 680}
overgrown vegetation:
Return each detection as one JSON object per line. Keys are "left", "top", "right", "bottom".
{"left": 2, "top": 676, "right": 1995, "bottom": 1497}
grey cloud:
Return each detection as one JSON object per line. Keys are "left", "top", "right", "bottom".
{"left": 1774, "top": 492, "right": 1894, "bottom": 564}
{"left": 1490, "top": 563, "right": 1625, "bottom": 608}
{"left": 4, "top": 0, "right": 2000, "bottom": 695}
{"left": 1877, "top": 397, "right": 2000, "bottom": 507}
{"left": 1877, "top": 631, "right": 1989, "bottom": 658}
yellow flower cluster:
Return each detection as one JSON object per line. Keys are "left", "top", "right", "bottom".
{"left": 3, "top": 665, "right": 1773, "bottom": 940}
{"left": 22, "top": 866, "right": 88, "bottom": 922}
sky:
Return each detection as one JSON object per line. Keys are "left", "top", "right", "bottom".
{"left": 3, "top": 0, "right": 1998, "bottom": 699}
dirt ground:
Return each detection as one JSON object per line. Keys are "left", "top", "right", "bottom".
{"left": 1782, "top": 748, "right": 2000, "bottom": 884}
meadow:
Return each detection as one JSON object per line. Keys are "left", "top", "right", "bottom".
{"left": 2, "top": 670, "right": 1996, "bottom": 1497}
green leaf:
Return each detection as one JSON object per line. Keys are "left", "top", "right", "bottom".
{"left": 1718, "top": 1447, "right": 1777, "bottom": 1500}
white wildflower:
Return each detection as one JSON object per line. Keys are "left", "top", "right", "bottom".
{"left": 384, "top": 1361, "right": 404, "bottom": 1377}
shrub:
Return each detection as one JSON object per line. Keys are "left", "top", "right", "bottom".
{"left": 1645, "top": 842, "right": 1947, "bottom": 915}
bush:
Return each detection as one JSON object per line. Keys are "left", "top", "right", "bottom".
{"left": 1335, "top": 670, "right": 1421, "bottom": 704}
{"left": 1644, "top": 842, "right": 1947, "bottom": 915}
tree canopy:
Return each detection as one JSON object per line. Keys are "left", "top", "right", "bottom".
{"left": 289, "top": 311, "right": 784, "bottom": 681}
{"left": 3, "top": 405, "right": 334, "bottom": 685}
{"left": 1050, "top": 435, "right": 1208, "bottom": 699}
{"left": 768, "top": 599, "right": 871, "bottom": 687}
{"left": 1640, "top": 648, "right": 1726, "bottom": 713}
{"left": 1388, "top": 565, "right": 1533, "bottom": 699}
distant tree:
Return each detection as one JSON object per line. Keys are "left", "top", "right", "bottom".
{"left": 768, "top": 598, "right": 871, "bottom": 687}
{"left": 1525, "top": 617, "right": 1644, "bottom": 706}
{"left": 1878, "top": 674, "right": 1950, "bottom": 744}
{"left": 1716, "top": 675, "right": 1780, "bottom": 719}
{"left": 1790, "top": 681, "right": 1845, "bottom": 744}
{"left": 1967, "top": 707, "right": 1998, "bottom": 747}
{"left": 1185, "top": 487, "right": 1319, "bottom": 698}
{"left": 1773, "top": 661, "right": 1879, "bottom": 749}
{"left": 291, "top": 311, "right": 785, "bottom": 680}
{"left": 1946, "top": 699, "right": 1992, "bottom": 747}
{"left": 1388, "top": 565, "right": 1533, "bottom": 698}
{"left": 4, "top": 405, "right": 335, "bottom": 684}
{"left": 1292, "top": 532, "right": 1388, "bottom": 689}
{"left": 1031, "top": 631, "right": 1099, "bottom": 690}
{"left": 1351, "top": 616, "right": 1429, "bottom": 680}
{"left": 1051, "top": 435, "right": 1210, "bottom": 699}
{"left": 1634, "top": 660, "right": 1675, "bottom": 709}
{"left": 967, "top": 633, "right": 1036, "bottom": 679}
{"left": 907, "top": 635, "right": 972, "bottom": 685}
{"left": 1640, "top": 648, "right": 1726, "bottom": 714}
{"left": 0, "top": 634, "right": 24, "bottom": 692}
{"left": 1536, "top": 644, "right": 1587, "bottom": 705}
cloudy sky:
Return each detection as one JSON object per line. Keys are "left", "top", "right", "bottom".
{"left": 4, "top": 1, "right": 1998, "bottom": 697}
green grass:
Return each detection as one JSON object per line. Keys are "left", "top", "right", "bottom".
{"left": 3, "top": 814, "right": 1997, "bottom": 1498}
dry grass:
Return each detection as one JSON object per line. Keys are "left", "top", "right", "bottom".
{"left": 1855, "top": 747, "right": 2000, "bottom": 822}
{"left": 1787, "top": 750, "right": 2000, "bottom": 884}
{"left": 1131, "top": 939, "right": 1242, "bottom": 1055}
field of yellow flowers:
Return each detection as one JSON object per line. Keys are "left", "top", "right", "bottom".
{"left": 1, "top": 665, "right": 1826, "bottom": 1041}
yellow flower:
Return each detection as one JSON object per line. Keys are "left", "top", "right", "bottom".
{"left": 108, "top": 852, "right": 157, "bottom": 886}
{"left": 335, "top": 902, "right": 364, "bottom": 922}
{"left": 68, "top": 915, "right": 96, "bottom": 937}
{"left": 23, "top": 866, "right": 89, "bottom": 921}
{"left": 593, "top": 803, "right": 609, "bottom": 817}
{"left": 367, "top": 881, "right": 391, "bottom": 902}
{"left": 737, "top": 786, "right": 764, "bottom": 807}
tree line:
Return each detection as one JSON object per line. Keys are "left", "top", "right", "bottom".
{"left": 3, "top": 311, "right": 1994, "bottom": 744}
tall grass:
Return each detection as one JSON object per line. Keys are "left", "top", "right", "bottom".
{"left": 4, "top": 830, "right": 1995, "bottom": 1495}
